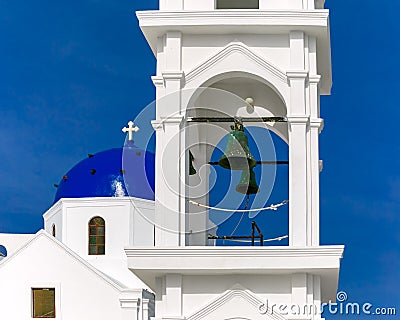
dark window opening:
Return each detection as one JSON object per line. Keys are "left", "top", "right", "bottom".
{"left": 51, "top": 224, "right": 56, "bottom": 237}
{"left": 216, "top": 0, "right": 259, "bottom": 9}
{"left": 0, "top": 245, "right": 7, "bottom": 257}
{"left": 88, "top": 216, "right": 105, "bottom": 255}
{"left": 32, "top": 288, "right": 55, "bottom": 318}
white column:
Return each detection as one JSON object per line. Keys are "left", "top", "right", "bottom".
{"left": 288, "top": 116, "right": 309, "bottom": 246}
{"left": 155, "top": 277, "right": 166, "bottom": 320}
{"left": 165, "top": 274, "right": 183, "bottom": 319}
{"left": 290, "top": 31, "right": 305, "bottom": 71}
{"left": 305, "top": 0, "right": 316, "bottom": 9}
{"left": 142, "top": 298, "right": 150, "bottom": 320}
{"left": 287, "top": 30, "right": 310, "bottom": 246}
{"left": 307, "top": 35, "right": 322, "bottom": 246}
{"left": 313, "top": 275, "right": 323, "bottom": 319}
{"left": 187, "top": 124, "right": 210, "bottom": 246}
{"left": 152, "top": 30, "right": 185, "bottom": 247}
{"left": 287, "top": 71, "right": 309, "bottom": 247}
{"left": 309, "top": 118, "right": 323, "bottom": 246}
{"left": 152, "top": 116, "right": 185, "bottom": 246}
{"left": 291, "top": 273, "right": 307, "bottom": 306}
{"left": 160, "top": 0, "right": 184, "bottom": 10}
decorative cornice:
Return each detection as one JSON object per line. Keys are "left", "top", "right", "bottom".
{"left": 287, "top": 115, "right": 310, "bottom": 124}
{"left": 286, "top": 70, "right": 309, "bottom": 80}
{"left": 152, "top": 75, "right": 165, "bottom": 87}
{"left": 162, "top": 115, "right": 185, "bottom": 125}
{"left": 151, "top": 119, "right": 164, "bottom": 131}
{"left": 52, "top": 196, "right": 154, "bottom": 206}
{"left": 42, "top": 200, "right": 63, "bottom": 220}
{"left": 152, "top": 72, "right": 185, "bottom": 88}
{"left": 126, "top": 245, "right": 344, "bottom": 300}
{"left": 310, "top": 118, "right": 324, "bottom": 133}
{"left": 151, "top": 116, "right": 185, "bottom": 131}
{"left": 186, "top": 42, "right": 287, "bottom": 85}
{"left": 309, "top": 74, "right": 321, "bottom": 84}
{"left": 126, "top": 245, "right": 344, "bottom": 259}
{"left": 137, "top": 10, "right": 330, "bottom": 28}
{"left": 162, "top": 71, "right": 185, "bottom": 81}
{"left": 119, "top": 297, "right": 140, "bottom": 309}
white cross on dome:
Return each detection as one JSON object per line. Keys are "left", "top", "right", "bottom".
{"left": 122, "top": 121, "right": 139, "bottom": 141}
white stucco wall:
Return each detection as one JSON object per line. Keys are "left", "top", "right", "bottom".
{"left": 0, "top": 232, "right": 146, "bottom": 320}
{"left": 181, "top": 274, "right": 292, "bottom": 315}
{"left": 181, "top": 34, "right": 290, "bottom": 72}
{"left": 0, "top": 233, "right": 35, "bottom": 256}
{"left": 43, "top": 197, "right": 155, "bottom": 288}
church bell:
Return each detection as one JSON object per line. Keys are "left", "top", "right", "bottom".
{"left": 189, "top": 150, "right": 197, "bottom": 175}
{"left": 218, "top": 120, "right": 257, "bottom": 170}
{"left": 235, "top": 168, "right": 260, "bottom": 195}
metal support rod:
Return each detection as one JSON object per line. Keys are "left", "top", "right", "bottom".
{"left": 187, "top": 117, "right": 287, "bottom": 123}
{"left": 251, "top": 221, "right": 255, "bottom": 246}
{"left": 208, "top": 221, "right": 265, "bottom": 246}
{"left": 208, "top": 235, "right": 262, "bottom": 240}
{"left": 208, "top": 160, "right": 289, "bottom": 165}
{"left": 252, "top": 221, "right": 264, "bottom": 246}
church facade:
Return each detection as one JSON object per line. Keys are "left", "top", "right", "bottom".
{"left": 0, "top": 1, "right": 343, "bottom": 319}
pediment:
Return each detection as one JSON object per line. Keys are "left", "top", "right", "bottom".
{"left": 187, "top": 287, "right": 286, "bottom": 320}
{"left": 185, "top": 42, "right": 288, "bottom": 87}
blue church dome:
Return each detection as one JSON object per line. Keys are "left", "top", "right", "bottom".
{"left": 54, "top": 143, "right": 155, "bottom": 203}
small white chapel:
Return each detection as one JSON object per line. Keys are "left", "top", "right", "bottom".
{"left": 0, "top": 1, "right": 344, "bottom": 320}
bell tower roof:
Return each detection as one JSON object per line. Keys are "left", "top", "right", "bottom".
{"left": 137, "top": 3, "right": 332, "bottom": 94}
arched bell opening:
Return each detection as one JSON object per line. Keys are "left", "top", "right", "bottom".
{"left": 185, "top": 72, "right": 289, "bottom": 152}
{"left": 207, "top": 127, "right": 289, "bottom": 246}
{"left": 184, "top": 73, "right": 289, "bottom": 246}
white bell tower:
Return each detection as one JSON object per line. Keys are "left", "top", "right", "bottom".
{"left": 127, "top": 1, "right": 344, "bottom": 319}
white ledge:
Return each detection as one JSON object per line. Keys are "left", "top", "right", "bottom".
{"left": 125, "top": 245, "right": 344, "bottom": 301}
{"left": 137, "top": 10, "right": 329, "bottom": 28}
{"left": 125, "top": 245, "right": 343, "bottom": 259}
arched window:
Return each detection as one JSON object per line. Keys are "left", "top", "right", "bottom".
{"left": 88, "top": 217, "right": 105, "bottom": 255}
{"left": 52, "top": 224, "right": 56, "bottom": 237}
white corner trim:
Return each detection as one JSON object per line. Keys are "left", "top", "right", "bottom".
{"left": 287, "top": 115, "right": 310, "bottom": 124}
{"left": 42, "top": 200, "right": 63, "bottom": 220}
{"left": 310, "top": 118, "right": 324, "bottom": 133}
{"left": 119, "top": 295, "right": 140, "bottom": 309}
{"left": 152, "top": 76, "right": 165, "bottom": 87}
{"left": 151, "top": 120, "right": 164, "bottom": 131}
{"left": 309, "top": 74, "right": 321, "bottom": 84}
{"left": 162, "top": 71, "right": 185, "bottom": 81}
{"left": 286, "top": 70, "right": 309, "bottom": 80}
{"left": 48, "top": 197, "right": 154, "bottom": 208}
{"left": 185, "top": 42, "right": 287, "bottom": 85}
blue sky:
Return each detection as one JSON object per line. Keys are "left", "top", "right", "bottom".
{"left": 0, "top": 0, "right": 398, "bottom": 318}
